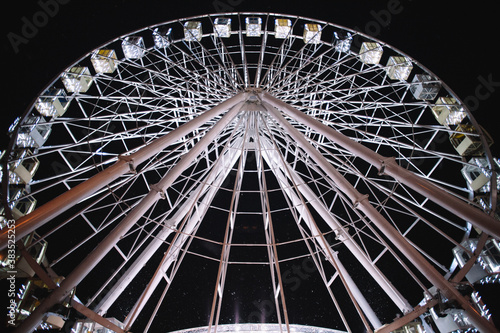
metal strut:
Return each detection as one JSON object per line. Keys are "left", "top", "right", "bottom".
{"left": 12, "top": 94, "right": 246, "bottom": 333}
{"left": 0, "top": 92, "right": 248, "bottom": 251}
{"left": 260, "top": 91, "right": 500, "bottom": 240}
{"left": 259, "top": 136, "right": 410, "bottom": 324}
{"left": 262, "top": 97, "right": 499, "bottom": 333}
{"left": 95, "top": 134, "right": 243, "bottom": 319}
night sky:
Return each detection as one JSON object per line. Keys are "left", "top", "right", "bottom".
{"left": 2, "top": 1, "right": 499, "bottom": 154}
{"left": 2, "top": 0, "right": 500, "bottom": 332}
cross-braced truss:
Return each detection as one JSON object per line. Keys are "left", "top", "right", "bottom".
{"left": 2, "top": 12, "right": 499, "bottom": 333}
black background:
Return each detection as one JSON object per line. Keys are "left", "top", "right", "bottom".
{"left": 1, "top": 0, "right": 499, "bottom": 331}
{"left": 1, "top": 0, "right": 499, "bottom": 154}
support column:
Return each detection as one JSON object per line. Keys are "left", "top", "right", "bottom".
{"left": 207, "top": 120, "right": 250, "bottom": 333}
{"left": 96, "top": 138, "right": 243, "bottom": 315}
{"left": 255, "top": 132, "right": 291, "bottom": 332}
{"left": 332, "top": 251, "right": 383, "bottom": 329}
{"left": 13, "top": 97, "right": 245, "bottom": 333}
{"left": 123, "top": 140, "right": 243, "bottom": 329}
{"left": 259, "top": 135, "right": 380, "bottom": 330}
{"left": 263, "top": 100, "right": 498, "bottom": 333}
{"left": 260, "top": 91, "right": 500, "bottom": 240}
{"left": 260, "top": 137, "right": 413, "bottom": 314}
{"left": 0, "top": 92, "right": 247, "bottom": 250}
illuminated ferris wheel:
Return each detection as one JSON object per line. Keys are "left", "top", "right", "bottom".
{"left": 1, "top": 12, "right": 500, "bottom": 333}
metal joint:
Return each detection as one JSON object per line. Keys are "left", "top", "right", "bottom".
{"left": 245, "top": 87, "right": 263, "bottom": 94}
{"left": 334, "top": 227, "right": 350, "bottom": 241}
{"left": 378, "top": 157, "right": 396, "bottom": 176}
{"left": 352, "top": 194, "right": 369, "bottom": 209}
{"left": 150, "top": 184, "right": 166, "bottom": 199}
{"left": 118, "top": 155, "right": 137, "bottom": 174}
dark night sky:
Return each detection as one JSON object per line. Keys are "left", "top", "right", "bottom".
{"left": 2, "top": 0, "right": 500, "bottom": 331}
{"left": 1, "top": 1, "right": 499, "bottom": 154}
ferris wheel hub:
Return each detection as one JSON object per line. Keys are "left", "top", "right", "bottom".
{"left": 3, "top": 12, "right": 499, "bottom": 333}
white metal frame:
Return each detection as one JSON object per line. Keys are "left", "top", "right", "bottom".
{"left": 3, "top": 12, "right": 498, "bottom": 333}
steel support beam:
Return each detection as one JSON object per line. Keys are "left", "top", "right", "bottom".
{"left": 0, "top": 92, "right": 247, "bottom": 250}
{"left": 260, "top": 137, "right": 413, "bottom": 315}
{"left": 260, "top": 92, "right": 500, "bottom": 241}
{"left": 13, "top": 96, "right": 245, "bottom": 333}
{"left": 71, "top": 300, "right": 126, "bottom": 333}
{"left": 263, "top": 100, "right": 498, "bottom": 333}
{"left": 332, "top": 251, "right": 382, "bottom": 330}
{"left": 123, "top": 138, "right": 243, "bottom": 329}
{"left": 259, "top": 134, "right": 380, "bottom": 330}
{"left": 95, "top": 137, "right": 243, "bottom": 315}
{"left": 17, "top": 240, "right": 126, "bottom": 333}
{"left": 451, "top": 232, "right": 490, "bottom": 284}
{"left": 374, "top": 299, "right": 439, "bottom": 333}
{"left": 207, "top": 137, "right": 246, "bottom": 333}
{"left": 254, "top": 130, "right": 291, "bottom": 332}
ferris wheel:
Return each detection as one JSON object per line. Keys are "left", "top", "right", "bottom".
{"left": 1, "top": 12, "right": 500, "bottom": 333}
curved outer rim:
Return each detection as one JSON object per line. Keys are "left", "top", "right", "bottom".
{"left": 1, "top": 12, "right": 497, "bottom": 331}
{"left": 4, "top": 12, "right": 496, "bottom": 233}
{"left": 169, "top": 323, "right": 348, "bottom": 333}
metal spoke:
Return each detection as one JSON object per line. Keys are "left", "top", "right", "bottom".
{"left": 3, "top": 12, "right": 498, "bottom": 333}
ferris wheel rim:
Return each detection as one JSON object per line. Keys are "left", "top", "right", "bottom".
{"left": 2, "top": 12, "right": 499, "bottom": 333}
